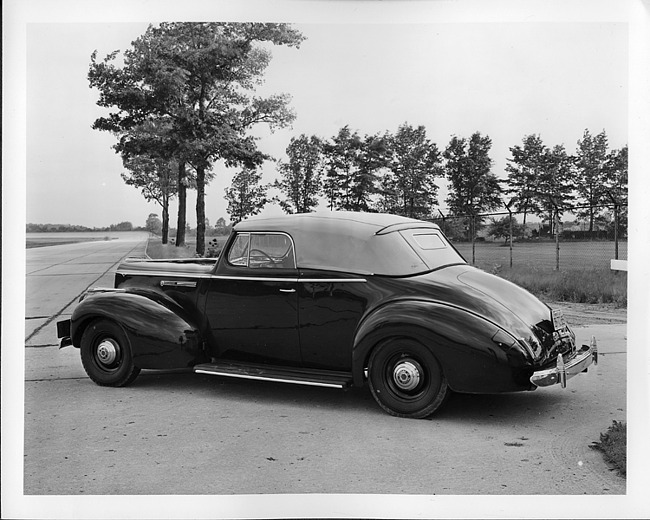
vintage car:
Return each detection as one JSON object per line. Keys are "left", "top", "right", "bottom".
{"left": 57, "top": 211, "right": 597, "bottom": 418}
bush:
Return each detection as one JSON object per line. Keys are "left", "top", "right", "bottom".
{"left": 590, "top": 421, "right": 626, "bottom": 476}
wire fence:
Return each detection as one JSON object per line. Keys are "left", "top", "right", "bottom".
{"left": 431, "top": 203, "right": 628, "bottom": 272}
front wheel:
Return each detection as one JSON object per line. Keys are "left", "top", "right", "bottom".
{"left": 80, "top": 319, "right": 140, "bottom": 387}
{"left": 368, "top": 338, "right": 449, "bottom": 419}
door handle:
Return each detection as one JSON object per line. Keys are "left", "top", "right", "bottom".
{"left": 279, "top": 288, "right": 296, "bottom": 293}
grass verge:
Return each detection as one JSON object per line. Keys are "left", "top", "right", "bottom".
{"left": 146, "top": 240, "right": 196, "bottom": 259}
{"left": 145, "top": 236, "right": 228, "bottom": 259}
{"left": 590, "top": 421, "right": 626, "bottom": 477}
{"left": 494, "top": 266, "right": 627, "bottom": 307}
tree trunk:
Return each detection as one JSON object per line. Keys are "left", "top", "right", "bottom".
{"left": 195, "top": 165, "right": 206, "bottom": 256}
{"left": 161, "top": 192, "right": 169, "bottom": 244}
{"left": 176, "top": 162, "right": 187, "bottom": 247}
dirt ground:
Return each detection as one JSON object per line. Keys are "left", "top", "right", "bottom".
{"left": 552, "top": 301, "right": 627, "bottom": 325}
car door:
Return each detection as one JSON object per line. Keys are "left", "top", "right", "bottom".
{"left": 204, "top": 231, "right": 301, "bottom": 366}
{"left": 297, "top": 269, "right": 371, "bottom": 371}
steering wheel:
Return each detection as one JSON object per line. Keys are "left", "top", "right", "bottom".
{"left": 249, "top": 248, "right": 274, "bottom": 264}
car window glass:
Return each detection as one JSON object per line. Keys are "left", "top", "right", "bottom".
{"left": 227, "top": 233, "right": 250, "bottom": 266}
{"left": 412, "top": 233, "right": 447, "bottom": 250}
{"left": 399, "top": 229, "right": 465, "bottom": 271}
{"left": 249, "top": 234, "right": 295, "bottom": 269}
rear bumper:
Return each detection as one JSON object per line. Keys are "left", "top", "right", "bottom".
{"left": 530, "top": 336, "right": 598, "bottom": 388}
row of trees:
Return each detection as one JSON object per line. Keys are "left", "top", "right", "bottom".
{"left": 27, "top": 221, "right": 135, "bottom": 232}
{"left": 226, "top": 126, "right": 627, "bottom": 232}
{"left": 91, "top": 23, "right": 627, "bottom": 256}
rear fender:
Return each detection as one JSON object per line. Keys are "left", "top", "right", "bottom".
{"left": 352, "top": 299, "right": 534, "bottom": 393}
{"left": 70, "top": 289, "right": 207, "bottom": 369}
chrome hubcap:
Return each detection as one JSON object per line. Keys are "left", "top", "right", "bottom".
{"left": 96, "top": 339, "right": 118, "bottom": 366}
{"left": 393, "top": 360, "right": 421, "bottom": 391}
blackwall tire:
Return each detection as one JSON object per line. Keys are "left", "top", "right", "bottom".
{"left": 368, "top": 338, "right": 449, "bottom": 419}
{"left": 80, "top": 319, "right": 140, "bottom": 387}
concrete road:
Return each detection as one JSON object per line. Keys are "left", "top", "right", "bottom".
{"left": 15, "top": 236, "right": 633, "bottom": 515}
{"left": 25, "top": 232, "right": 149, "bottom": 347}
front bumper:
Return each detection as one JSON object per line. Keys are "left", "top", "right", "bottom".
{"left": 530, "top": 336, "right": 598, "bottom": 388}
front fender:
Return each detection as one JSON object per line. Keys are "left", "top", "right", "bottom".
{"left": 352, "top": 299, "right": 534, "bottom": 393}
{"left": 70, "top": 289, "right": 207, "bottom": 369}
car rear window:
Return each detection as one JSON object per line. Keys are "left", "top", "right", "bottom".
{"left": 399, "top": 229, "right": 466, "bottom": 271}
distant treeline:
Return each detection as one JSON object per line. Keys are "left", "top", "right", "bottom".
{"left": 27, "top": 222, "right": 142, "bottom": 233}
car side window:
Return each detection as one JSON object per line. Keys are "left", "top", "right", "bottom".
{"left": 227, "top": 232, "right": 296, "bottom": 269}
{"left": 227, "top": 233, "right": 250, "bottom": 266}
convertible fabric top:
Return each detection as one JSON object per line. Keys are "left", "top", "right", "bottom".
{"left": 235, "top": 212, "right": 456, "bottom": 276}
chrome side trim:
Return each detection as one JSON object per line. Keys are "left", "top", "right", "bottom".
{"left": 211, "top": 275, "right": 299, "bottom": 282}
{"left": 195, "top": 369, "right": 346, "bottom": 388}
{"left": 300, "top": 278, "right": 367, "bottom": 283}
{"left": 209, "top": 275, "right": 367, "bottom": 283}
{"left": 117, "top": 270, "right": 212, "bottom": 279}
{"left": 115, "top": 272, "right": 368, "bottom": 284}
{"left": 160, "top": 280, "right": 197, "bottom": 288}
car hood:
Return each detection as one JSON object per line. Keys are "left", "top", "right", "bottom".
{"left": 116, "top": 259, "right": 216, "bottom": 277}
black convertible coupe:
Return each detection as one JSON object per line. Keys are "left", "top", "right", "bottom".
{"left": 57, "top": 211, "right": 597, "bottom": 418}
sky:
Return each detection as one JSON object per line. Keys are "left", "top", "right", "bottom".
{"left": 20, "top": 6, "right": 630, "bottom": 229}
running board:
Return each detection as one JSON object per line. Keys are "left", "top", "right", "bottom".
{"left": 194, "top": 361, "right": 353, "bottom": 389}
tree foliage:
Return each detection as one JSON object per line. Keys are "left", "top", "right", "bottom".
{"left": 536, "top": 144, "right": 575, "bottom": 229}
{"left": 574, "top": 129, "right": 611, "bottom": 232}
{"left": 504, "top": 134, "right": 546, "bottom": 225}
{"left": 224, "top": 167, "right": 269, "bottom": 224}
{"left": 121, "top": 154, "right": 177, "bottom": 243}
{"left": 322, "top": 126, "right": 388, "bottom": 212}
{"left": 274, "top": 134, "right": 323, "bottom": 214}
{"left": 487, "top": 215, "right": 524, "bottom": 242}
{"left": 377, "top": 123, "right": 441, "bottom": 219}
{"left": 145, "top": 213, "right": 163, "bottom": 235}
{"left": 89, "top": 22, "right": 304, "bottom": 254}
{"left": 444, "top": 132, "right": 502, "bottom": 217}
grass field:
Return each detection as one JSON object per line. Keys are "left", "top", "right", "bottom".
{"left": 453, "top": 240, "right": 627, "bottom": 272}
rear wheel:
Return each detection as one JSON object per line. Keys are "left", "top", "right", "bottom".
{"left": 80, "top": 319, "right": 140, "bottom": 387}
{"left": 368, "top": 338, "right": 448, "bottom": 419}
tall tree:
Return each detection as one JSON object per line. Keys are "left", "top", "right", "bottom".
{"left": 574, "top": 129, "right": 610, "bottom": 233}
{"left": 274, "top": 134, "right": 323, "bottom": 214}
{"left": 377, "top": 123, "right": 441, "bottom": 219}
{"left": 225, "top": 167, "right": 269, "bottom": 224}
{"left": 145, "top": 213, "right": 163, "bottom": 235}
{"left": 121, "top": 154, "right": 177, "bottom": 243}
{"left": 504, "top": 134, "right": 546, "bottom": 228}
{"left": 604, "top": 144, "right": 628, "bottom": 237}
{"left": 443, "top": 132, "right": 502, "bottom": 240}
{"left": 535, "top": 144, "right": 575, "bottom": 231}
{"left": 322, "top": 126, "right": 363, "bottom": 211}
{"left": 322, "top": 126, "right": 387, "bottom": 212}
{"left": 605, "top": 145, "right": 628, "bottom": 205}
{"left": 89, "top": 22, "right": 304, "bottom": 255}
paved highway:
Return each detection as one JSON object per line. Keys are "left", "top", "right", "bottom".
{"left": 25, "top": 232, "right": 149, "bottom": 348}
{"left": 12, "top": 234, "right": 634, "bottom": 517}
